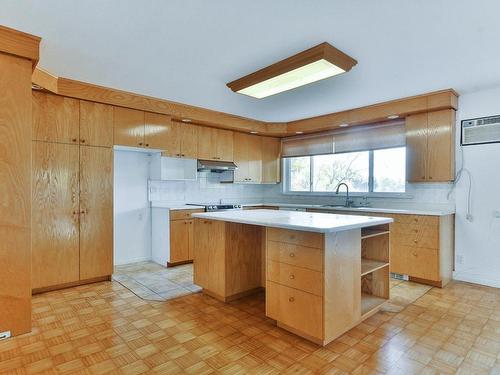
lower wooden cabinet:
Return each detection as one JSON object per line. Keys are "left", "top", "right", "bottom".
{"left": 31, "top": 141, "right": 113, "bottom": 291}
{"left": 168, "top": 209, "right": 203, "bottom": 265}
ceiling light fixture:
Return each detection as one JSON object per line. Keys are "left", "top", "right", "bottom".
{"left": 295, "top": 131, "right": 304, "bottom": 134}
{"left": 387, "top": 115, "right": 399, "bottom": 119}
{"left": 181, "top": 118, "right": 192, "bottom": 123}
{"left": 339, "top": 123, "right": 349, "bottom": 127}
{"left": 250, "top": 131, "right": 258, "bottom": 134}
{"left": 227, "top": 42, "right": 357, "bottom": 99}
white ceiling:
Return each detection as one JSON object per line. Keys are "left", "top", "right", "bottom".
{"left": 2, "top": 0, "right": 500, "bottom": 122}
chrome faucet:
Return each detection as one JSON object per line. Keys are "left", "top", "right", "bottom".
{"left": 335, "top": 183, "right": 352, "bottom": 207}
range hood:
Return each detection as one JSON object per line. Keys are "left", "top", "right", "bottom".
{"left": 197, "top": 159, "right": 237, "bottom": 173}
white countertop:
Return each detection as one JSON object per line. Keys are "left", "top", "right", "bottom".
{"left": 192, "top": 209, "right": 393, "bottom": 233}
{"left": 151, "top": 202, "right": 205, "bottom": 210}
{"left": 236, "top": 203, "right": 455, "bottom": 216}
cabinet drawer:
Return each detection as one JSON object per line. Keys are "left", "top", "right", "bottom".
{"left": 391, "top": 245, "right": 439, "bottom": 281}
{"left": 393, "top": 214, "right": 439, "bottom": 226}
{"left": 266, "top": 281, "right": 323, "bottom": 339}
{"left": 267, "top": 241, "right": 323, "bottom": 272}
{"left": 393, "top": 231, "right": 439, "bottom": 250}
{"left": 267, "top": 260, "right": 323, "bottom": 296}
{"left": 267, "top": 227, "right": 323, "bottom": 249}
{"left": 170, "top": 209, "right": 204, "bottom": 221}
{"left": 393, "top": 223, "right": 438, "bottom": 237}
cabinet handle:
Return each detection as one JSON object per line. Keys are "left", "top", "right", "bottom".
{"left": 80, "top": 139, "right": 85, "bottom": 143}
{"left": 139, "top": 142, "right": 143, "bottom": 146}
{"left": 429, "top": 176, "right": 433, "bottom": 180}
{"left": 289, "top": 274, "right": 295, "bottom": 280}
{"left": 288, "top": 297, "right": 295, "bottom": 303}
{"left": 413, "top": 239, "right": 418, "bottom": 244}
{"left": 176, "top": 153, "right": 181, "bottom": 157}
{"left": 145, "top": 143, "right": 149, "bottom": 147}
{"left": 73, "top": 211, "right": 78, "bottom": 215}
{"left": 413, "top": 252, "right": 417, "bottom": 257}
{"left": 181, "top": 154, "right": 185, "bottom": 157}
{"left": 80, "top": 210, "right": 86, "bottom": 214}
{"left": 72, "top": 138, "right": 77, "bottom": 143}
{"left": 289, "top": 253, "right": 295, "bottom": 258}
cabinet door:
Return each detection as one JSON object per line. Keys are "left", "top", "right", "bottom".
{"left": 79, "top": 146, "right": 113, "bottom": 279}
{"left": 144, "top": 112, "right": 180, "bottom": 154}
{"left": 170, "top": 220, "right": 190, "bottom": 263}
{"left": 32, "top": 142, "right": 80, "bottom": 289}
{"left": 427, "top": 110, "right": 455, "bottom": 182}
{"left": 216, "top": 129, "right": 234, "bottom": 162}
{"left": 180, "top": 123, "right": 198, "bottom": 158}
{"left": 113, "top": 107, "right": 145, "bottom": 147}
{"left": 406, "top": 113, "right": 428, "bottom": 182}
{"left": 233, "top": 132, "right": 249, "bottom": 182}
{"left": 247, "top": 134, "right": 262, "bottom": 183}
{"left": 262, "top": 137, "right": 281, "bottom": 183}
{"left": 197, "top": 126, "right": 217, "bottom": 160}
{"left": 32, "top": 91, "right": 80, "bottom": 144}
{"left": 80, "top": 100, "right": 113, "bottom": 147}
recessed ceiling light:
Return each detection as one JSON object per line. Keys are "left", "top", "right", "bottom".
{"left": 295, "top": 131, "right": 304, "bottom": 134}
{"left": 181, "top": 118, "right": 192, "bottom": 123}
{"left": 387, "top": 115, "right": 399, "bottom": 119}
{"left": 250, "top": 131, "right": 258, "bottom": 134}
{"left": 339, "top": 123, "right": 349, "bottom": 127}
{"left": 227, "top": 42, "right": 357, "bottom": 99}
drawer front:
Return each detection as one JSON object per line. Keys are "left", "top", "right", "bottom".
{"left": 267, "top": 241, "right": 323, "bottom": 272}
{"left": 267, "top": 227, "right": 323, "bottom": 249}
{"left": 267, "top": 260, "right": 323, "bottom": 296}
{"left": 170, "top": 209, "right": 204, "bottom": 221}
{"left": 393, "top": 214, "right": 439, "bottom": 226}
{"left": 391, "top": 246, "right": 440, "bottom": 281}
{"left": 393, "top": 231, "right": 439, "bottom": 250}
{"left": 393, "top": 223, "right": 438, "bottom": 237}
{"left": 266, "top": 281, "right": 323, "bottom": 339}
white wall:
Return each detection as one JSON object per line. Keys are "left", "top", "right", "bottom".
{"left": 114, "top": 151, "right": 152, "bottom": 265}
{"left": 453, "top": 87, "right": 500, "bottom": 288}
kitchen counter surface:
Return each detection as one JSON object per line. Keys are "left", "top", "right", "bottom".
{"left": 150, "top": 202, "right": 205, "bottom": 210}
{"left": 236, "top": 202, "right": 455, "bottom": 216}
{"left": 192, "top": 209, "right": 393, "bottom": 233}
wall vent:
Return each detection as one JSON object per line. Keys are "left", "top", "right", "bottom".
{"left": 462, "top": 115, "right": 500, "bottom": 146}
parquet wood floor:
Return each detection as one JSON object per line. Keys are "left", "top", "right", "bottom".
{"left": 1, "top": 280, "right": 499, "bottom": 374}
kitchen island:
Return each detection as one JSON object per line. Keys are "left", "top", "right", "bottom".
{"left": 192, "top": 209, "right": 393, "bottom": 346}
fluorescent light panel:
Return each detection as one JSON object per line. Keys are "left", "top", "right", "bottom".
{"left": 237, "top": 59, "right": 345, "bottom": 99}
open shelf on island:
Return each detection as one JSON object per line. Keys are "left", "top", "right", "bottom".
{"left": 361, "top": 259, "right": 389, "bottom": 276}
{"left": 361, "top": 293, "right": 387, "bottom": 317}
{"left": 361, "top": 228, "right": 390, "bottom": 239}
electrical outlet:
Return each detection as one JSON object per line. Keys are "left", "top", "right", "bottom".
{"left": 456, "top": 255, "right": 464, "bottom": 265}
{"left": 466, "top": 213, "right": 473, "bottom": 222}
{"left": 494, "top": 211, "right": 500, "bottom": 219}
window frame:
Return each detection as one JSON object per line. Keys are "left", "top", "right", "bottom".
{"left": 282, "top": 147, "right": 411, "bottom": 198}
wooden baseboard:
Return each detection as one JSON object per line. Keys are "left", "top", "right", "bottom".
{"left": 32, "top": 275, "right": 111, "bottom": 294}
{"left": 409, "top": 276, "right": 442, "bottom": 288}
{"left": 167, "top": 260, "right": 193, "bottom": 267}
{"left": 202, "top": 287, "right": 263, "bottom": 302}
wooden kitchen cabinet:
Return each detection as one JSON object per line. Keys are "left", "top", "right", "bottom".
{"left": 169, "top": 220, "right": 192, "bottom": 263}
{"left": 144, "top": 112, "right": 177, "bottom": 151}
{"left": 197, "top": 126, "right": 233, "bottom": 161}
{"left": 261, "top": 136, "right": 281, "bottom": 183}
{"left": 406, "top": 109, "right": 455, "bottom": 182}
{"left": 80, "top": 100, "right": 114, "bottom": 147}
{"left": 32, "top": 142, "right": 80, "bottom": 289}
{"left": 32, "top": 91, "right": 80, "bottom": 144}
{"left": 233, "top": 132, "right": 262, "bottom": 182}
{"left": 168, "top": 209, "right": 202, "bottom": 265}
{"left": 31, "top": 143, "right": 114, "bottom": 291}
{"left": 113, "top": 106, "right": 145, "bottom": 147}
{"left": 179, "top": 123, "right": 199, "bottom": 159}
{"left": 79, "top": 146, "right": 114, "bottom": 280}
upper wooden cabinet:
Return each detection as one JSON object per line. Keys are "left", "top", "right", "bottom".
{"left": 406, "top": 109, "right": 455, "bottom": 182}
{"left": 80, "top": 100, "right": 114, "bottom": 147}
{"left": 32, "top": 91, "right": 79, "bottom": 144}
{"left": 144, "top": 112, "right": 177, "bottom": 151}
{"left": 233, "top": 133, "right": 262, "bottom": 183}
{"left": 197, "top": 127, "right": 233, "bottom": 161}
{"left": 113, "top": 107, "right": 145, "bottom": 147}
{"left": 261, "top": 137, "right": 281, "bottom": 184}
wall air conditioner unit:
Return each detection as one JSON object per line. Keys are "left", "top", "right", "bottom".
{"left": 461, "top": 115, "right": 500, "bottom": 146}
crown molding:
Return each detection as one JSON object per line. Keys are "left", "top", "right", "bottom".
{"left": 0, "top": 25, "right": 41, "bottom": 68}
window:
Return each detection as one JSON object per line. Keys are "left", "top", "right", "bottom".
{"left": 284, "top": 147, "right": 406, "bottom": 194}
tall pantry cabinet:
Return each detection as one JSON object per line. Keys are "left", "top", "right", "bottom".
{"left": 31, "top": 91, "right": 113, "bottom": 291}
